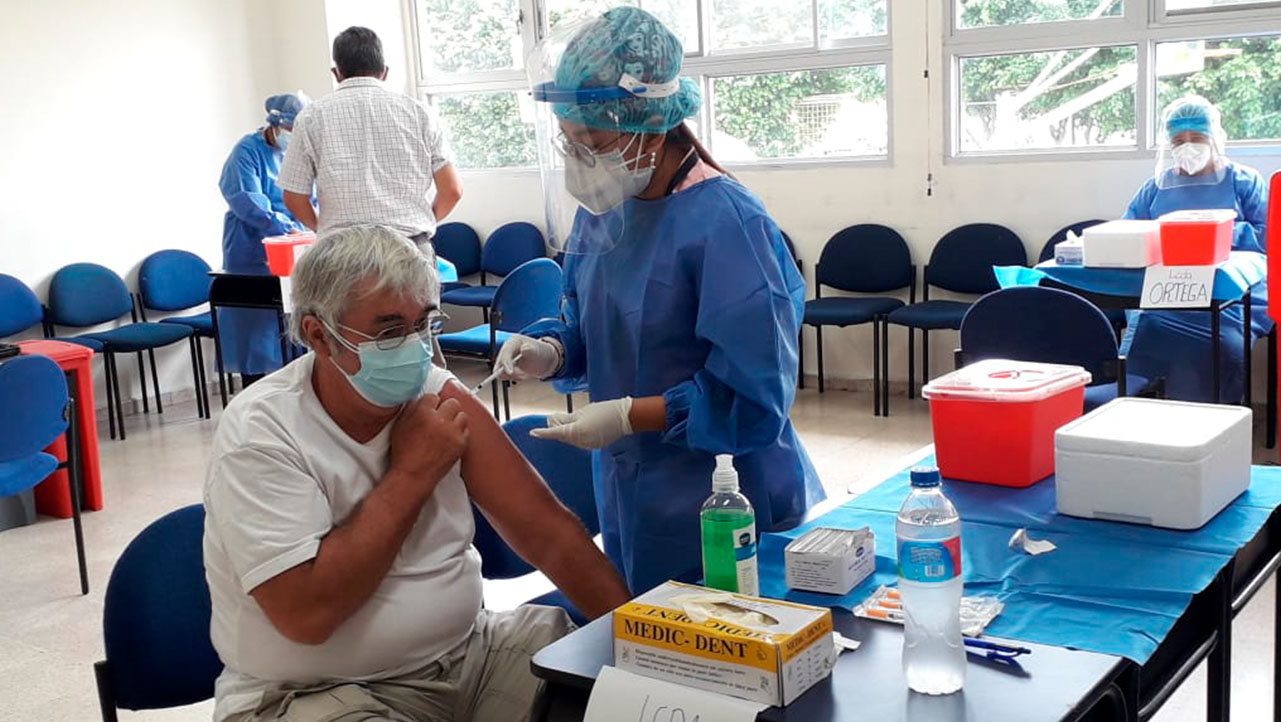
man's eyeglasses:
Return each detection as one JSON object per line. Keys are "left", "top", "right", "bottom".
{"left": 336, "top": 311, "right": 449, "bottom": 351}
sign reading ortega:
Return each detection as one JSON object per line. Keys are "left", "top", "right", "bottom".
{"left": 1141, "top": 265, "right": 1216, "bottom": 309}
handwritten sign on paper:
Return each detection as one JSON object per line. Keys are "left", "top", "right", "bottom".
{"left": 1141, "top": 265, "right": 1216, "bottom": 309}
{"left": 584, "top": 666, "right": 766, "bottom": 722}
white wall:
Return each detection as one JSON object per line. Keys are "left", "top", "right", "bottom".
{"left": 0, "top": 0, "right": 283, "bottom": 410}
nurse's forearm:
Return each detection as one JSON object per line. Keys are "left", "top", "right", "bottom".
{"left": 628, "top": 396, "right": 667, "bottom": 433}
{"left": 284, "top": 190, "right": 318, "bottom": 230}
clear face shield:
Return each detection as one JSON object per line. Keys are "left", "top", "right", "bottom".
{"left": 1155, "top": 102, "right": 1228, "bottom": 191}
{"left": 527, "top": 19, "right": 677, "bottom": 255}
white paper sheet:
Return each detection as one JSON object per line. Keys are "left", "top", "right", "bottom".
{"left": 584, "top": 666, "right": 766, "bottom": 722}
{"left": 1008, "top": 527, "right": 1057, "bottom": 556}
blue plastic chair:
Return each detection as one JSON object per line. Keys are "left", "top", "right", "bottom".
{"left": 433, "top": 222, "right": 483, "bottom": 294}
{"left": 803, "top": 224, "right": 913, "bottom": 416}
{"left": 93, "top": 504, "right": 222, "bottom": 721}
{"left": 0, "top": 354, "right": 88, "bottom": 594}
{"left": 887, "top": 224, "right": 1027, "bottom": 399}
{"left": 46, "top": 263, "right": 197, "bottom": 441}
{"left": 471, "top": 415, "right": 599, "bottom": 626}
{"left": 0, "top": 274, "right": 45, "bottom": 339}
{"left": 440, "top": 222, "right": 546, "bottom": 316}
{"left": 137, "top": 250, "right": 217, "bottom": 421}
{"left": 438, "top": 258, "right": 563, "bottom": 420}
{"left": 957, "top": 287, "right": 1153, "bottom": 412}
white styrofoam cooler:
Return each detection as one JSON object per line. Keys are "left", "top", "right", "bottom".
{"left": 1080, "top": 220, "right": 1162, "bottom": 268}
{"left": 1055, "top": 398, "right": 1251, "bottom": 529}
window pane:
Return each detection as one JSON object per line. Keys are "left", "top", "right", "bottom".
{"left": 417, "top": 0, "right": 522, "bottom": 76}
{"left": 1167, "top": 0, "right": 1273, "bottom": 10}
{"left": 711, "top": 65, "right": 887, "bottom": 161}
{"left": 821, "top": 0, "right": 887, "bottom": 43}
{"left": 546, "top": 0, "right": 699, "bottom": 54}
{"left": 712, "top": 0, "right": 812, "bottom": 51}
{"left": 957, "top": 0, "right": 1123, "bottom": 29}
{"left": 958, "top": 46, "right": 1137, "bottom": 152}
{"left": 435, "top": 92, "right": 536, "bottom": 168}
{"left": 1156, "top": 36, "right": 1281, "bottom": 142}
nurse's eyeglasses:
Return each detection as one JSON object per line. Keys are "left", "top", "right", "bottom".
{"left": 553, "top": 130, "right": 599, "bottom": 166}
{"left": 335, "top": 311, "right": 449, "bottom": 351}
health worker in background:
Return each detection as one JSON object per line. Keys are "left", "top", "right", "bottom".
{"left": 218, "top": 93, "right": 309, "bottom": 387}
{"left": 495, "top": 7, "right": 825, "bottom": 595}
{"left": 1122, "top": 95, "right": 1270, "bottom": 403}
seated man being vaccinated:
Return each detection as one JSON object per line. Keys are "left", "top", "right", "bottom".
{"left": 203, "top": 226, "right": 629, "bottom": 722}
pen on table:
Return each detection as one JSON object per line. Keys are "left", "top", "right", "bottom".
{"left": 964, "top": 638, "right": 1031, "bottom": 658}
{"left": 472, "top": 354, "right": 520, "bottom": 394}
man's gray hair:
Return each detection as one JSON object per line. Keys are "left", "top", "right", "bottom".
{"left": 289, "top": 225, "right": 439, "bottom": 347}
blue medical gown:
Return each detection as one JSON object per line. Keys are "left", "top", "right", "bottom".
{"left": 1122, "top": 161, "right": 1270, "bottom": 403}
{"left": 525, "top": 176, "right": 826, "bottom": 593}
{"left": 217, "top": 131, "right": 302, "bottom": 375}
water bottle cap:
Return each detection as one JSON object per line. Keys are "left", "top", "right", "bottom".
{"left": 909, "top": 466, "right": 941, "bottom": 488}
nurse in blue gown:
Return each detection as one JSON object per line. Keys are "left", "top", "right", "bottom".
{"left": 494, "top": 7, "right": 825, "bottom": 594}
{"left": 1123, "top": 95, "right": 1270, "bottom": 403}
{"left": 217, "top": 93, "right": 309, "bottom": 385}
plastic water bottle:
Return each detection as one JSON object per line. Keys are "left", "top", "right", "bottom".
{"left": 897, "top": 466, "right": 965, "bottom": 695}
{"left": 700, "top": 455, "right": 759, "bottom": 595}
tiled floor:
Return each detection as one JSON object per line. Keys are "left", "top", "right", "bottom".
{"left": 0, "top": 359, "right": 1274, "bottom": 720}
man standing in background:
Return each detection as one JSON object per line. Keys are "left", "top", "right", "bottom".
{"left": 280, "top": 26, "right": 462, "bottom": 250}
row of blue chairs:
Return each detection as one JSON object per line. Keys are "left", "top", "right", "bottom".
{"left": 796, "top": 220, "right": 1112, "bottom": 416}
{"left": 92, "top": 414, "right": 590, "bottom": 720}
{"left": 0, "top": 251, "right": 220, "bottom": 441}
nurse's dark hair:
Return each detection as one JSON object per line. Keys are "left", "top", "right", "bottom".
{"left": 332, "top": 26, "right": 385, "bottom": 78}
{"left": 666, "top": 123, "right": 730, "bottom": 176}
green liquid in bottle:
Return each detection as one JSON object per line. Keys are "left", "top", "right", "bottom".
{"left": 701, "top": 507, "right": 757, "bottom": 594}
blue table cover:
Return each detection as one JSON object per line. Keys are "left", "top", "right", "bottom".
{"left": 759, "top": 456, "right": 1281, "bottom": 664}
{"left": 993, "top": 251, "right": 1266, "bottom": 302}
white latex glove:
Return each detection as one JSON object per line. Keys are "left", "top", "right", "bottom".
{"left": 494, "top": 334, "right": 562, "bottom": 382}
{"left": 531, "top": 397, "right": 634, "bottom": 450}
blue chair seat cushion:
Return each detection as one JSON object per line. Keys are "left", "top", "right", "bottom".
{"left": 804, "top": 297, "right": 904, "bottom": 327}
{"left": 55, "top": 336, "right": 104, "bottom": 352}
{"left": 81, "top": 323, "right": 194, "bottom": 352}
{"left": 1083, "top": 373, "right": 1154, "bottom": 411}
{"left": 887, "top": 301, "right": 973, "bottom": 330}
{"left": 0, "top": 452, "right": 59, "bottom": 497}
{"left": 441, "top": 285, "right": 498, "bottom": 308}
{"left": 160, "top": 312, "right": 213, "bottom": 336}
{"left": 437, "top": 325, "right": 513, "bottom": 356}
{"left": 441, "top": 281, "right": 472, "bottom": 294}
{"left": 526, "top": 588, "right": 589, "bottom": 627}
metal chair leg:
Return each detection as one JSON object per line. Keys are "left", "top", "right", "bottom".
{"left": 881, "top": 316, "right": 891, "bottom": 417}
{"left": 187, "top": 338, "right": 206, "bottom": 420}
{"left": 816, "top": 326, "right": 825, "bottom": 394}
{"left": 922, "top": 330, "right": 931, "bottom": 390}
{"left": 94, "top": 660, "right": 120, "bottom": 722}
{"left": 110, "top": 353, "right": 127, "bottom": 441}
{"left": 66, "top": 396, "right": 89, "bottom": 594}
{"left": 211, "top": 310, "right": 230, "bottom": 408}
{"left": 148, "top": 348, "right": 162, "bottom": 414}
{"left": 872, "top": 320, "right": 881, "bottom": 417}
{"left": 502, "top": 380, "right": 512, "bottom": 422}
{"left": 103, "top": 354, "right": 117, "bottom": 441}
{"left": 907, "top": 327, "right": 916, "bottom": 400}
{"left": 490, "top": 373, "right": 501, "bottom": 420}
{"left": 566, "top": 394, "right": 574, "bottom": 413}
{"left": 136, "top": 352, "right": 148, "bottom": 414}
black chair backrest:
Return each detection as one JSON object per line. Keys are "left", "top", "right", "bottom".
{"left": 960, "top": 286, "right": 1118, "bottom": 384}
{"left": 926, "top": 223, "right": 1026, "bottom": 295}
{"left": 815, "top": 224, "right": 913, "bottom": 293}
{"left": 1038, "top": 219, "right": 1108, "bottom": 263}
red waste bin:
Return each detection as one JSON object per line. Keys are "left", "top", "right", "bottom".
{"left": 18, "top": 340, "right": 104, "bottom": 516}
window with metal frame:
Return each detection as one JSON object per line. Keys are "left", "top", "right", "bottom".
{"left": 411, "top": 0, "right": 891, "bottom": 169}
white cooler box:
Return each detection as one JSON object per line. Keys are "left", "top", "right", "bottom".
{"left": 1055, "top": 398, "right": 1251, "bottom": 529}
{"left": 1080, "top": 220, "right": 1162, "bottom": 268}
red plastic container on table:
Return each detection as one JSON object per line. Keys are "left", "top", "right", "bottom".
{"left": 1158, "top": 209, "right": 1235, "bottom": 266}
{"left": 262, "top": 232, "right": 316, "bottom": 276}
{"left": 922, "top": 360, "right": 1092, "bottom": 488}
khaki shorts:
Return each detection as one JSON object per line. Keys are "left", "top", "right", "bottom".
{"left": 226, "top": 605, "right": 573, "bottom": 722}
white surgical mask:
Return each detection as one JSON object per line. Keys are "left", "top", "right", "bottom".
{"left": 275, "top": 129, "right": 292, "bottom": 152}
{"left": 564, "top": 134, "right": 655, "bottom": 215}
{"left": 1171, "top": 142, "right": 1212, "bottom": 175}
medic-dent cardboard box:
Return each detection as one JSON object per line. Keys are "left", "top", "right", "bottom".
{"left": 613, "top": 581, "right": 835, "bottom": 706}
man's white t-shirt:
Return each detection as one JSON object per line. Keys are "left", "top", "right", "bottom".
{"left": 202, "top": 355, "right": 482, "bottom": 721}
